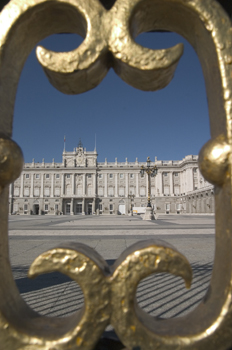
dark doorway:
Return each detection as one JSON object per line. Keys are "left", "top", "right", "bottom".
{"left": 33, "top": 204, "right": 39, "bottom": 215}
{"left": 88, "top": 203, "right": 92, "bottom": 215}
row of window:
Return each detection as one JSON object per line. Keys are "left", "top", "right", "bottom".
{"left": 102, "top": 174, "right": 135, "bottom": 179}
{"left": 14, "top": 186, "right": 181, "bottom": 197}
{"left": 163, "top": 172, "right": 180, "bottom": 177}
{"left": 20, "top": 204, "right": 59, "bottom": 212}
{"left": 25, "top": 174, "right": 60, "bottom": 179}
{"left": 20, "top": 203, "right": 181, "bottom": 213}
{"left": 24, "top": 173, "right": 138, "bottom": 180}
{"left": 23, "top": 171, "right": 199, "bottom": 180}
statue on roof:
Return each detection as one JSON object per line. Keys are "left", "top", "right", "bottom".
{"left": 78, "top": 138, "right": 83, "bottom": 148}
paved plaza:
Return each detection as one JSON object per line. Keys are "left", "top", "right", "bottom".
{"left": 8, "top": 214, "right": 215, "bottom": 342}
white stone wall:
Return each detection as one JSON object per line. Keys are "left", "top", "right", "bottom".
{"left": 9, "top": 146, "right": 213, "bottom": 215}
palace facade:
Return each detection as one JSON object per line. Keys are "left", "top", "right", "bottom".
{"left": 9, "top": 142, "right": 214, "bottom": 215}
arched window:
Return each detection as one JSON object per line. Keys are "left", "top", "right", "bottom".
{"left": 88, "top": 186, "right": 92, "bottom": 196}
{"left": 44, "top": 187, "right": 50, "bottom": 197}
{"left": 109, "top": 187, "right": 114, "bottom": 197}
{"left": 129, "top": 186, "right": 135, "bottom": 195}
{"left": 34, "top": 187, "right": 40, "bottom": 196}
{"left": 66, "top": 185, "right": 71, "bottom": 195}
{"left": 14, "top": 187, "right": 19, "bottom": 197}
{"left": 98, "top": 187, "right": 103, "bottom": 197}
{"left": 140, "top": 187, "right": 145, "bottom": 197}
{"left": 174, "top": 186, "right": 180, "bottom": 195}
{"left": 55, "top": 187, "right": 60, "bottom": 197}
{"left": 119, "top": 187, "right": 125, "bottom": 197}
{"left": 164, "top": 186, "right": 170, "bottom": 195}
{"left": 24, "top": 187, "right": 29, "bottom": 197}
{"left": 77, "top": 185, "right": 82, "bottom": 196}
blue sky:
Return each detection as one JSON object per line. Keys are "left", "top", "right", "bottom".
{"left": 13, "top": 31, "right": 210, "bottom": 163}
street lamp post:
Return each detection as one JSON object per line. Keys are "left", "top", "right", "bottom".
{"left": 140, "top": 157, "right": 158, "bottom": 220}
{"left": 128, "top": 194, "right": 135, "bottom": 216}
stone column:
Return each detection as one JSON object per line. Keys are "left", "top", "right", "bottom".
{"left": 40, "top": 174, "right": 44, "bottom": 197}
{"left": 136, "top": 173, "right": 139, "bottom": 197}
{"left": 156, "top": 172, "right": 162, "bottom": 195}
{"left": 82, "top": 197, "right": 85, "bottom": 215}
{"left": 71, "top": 197, "right": 74, "bottom": 215}
{"left": 187, "top": 168, "right": 194, "bottom": 192}
{"left": 30, "top": 174, "right": 34, "bottom": 197}
{"left": 155, "top": 172, "right": 158, "bottom": 196}
{"left": 115, "top": 174, "right": 118, "bottom": 197}
{"left": 182, "top": 171, "right": 185, "bottom": 194}
{"left": 104, "top": 173, "right": 108, "bottom": 197}
{"left": 179, "top": 172, "right": 183, "bottom": 194}
{"left": 61, "top": 174, "right": 64, "bottom": 195}
{"left": 83, "top": 174, "right": 86, "bottom": 196}
{"left": 125, "top": 173, "right": 128, "bottom": 197}
{"left": 20, "top": 174, "right": 24, "bottom": 197}
{"left": 93, "top": 197, "right": 96, "bottom": 214}
{"left": 93, "top": 173, "right": 96, "bottom": 196}
{"left": 197, "top": 168, "right": 201, "bottom": 189}
{"left": 51, "top": 174, "right": 54, "bottom": 198}
{"left": 169, "top": 172, "right": 173, "bottom": 195}
{"left": 72, "top": 173, "right": 75, "bottom": 195}
{"left": 185, "top": 170, "right": 187, "bottom": 193}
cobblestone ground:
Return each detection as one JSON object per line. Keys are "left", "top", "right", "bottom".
{"left": 8, "top": 214, "right": 215, "bottom": 344}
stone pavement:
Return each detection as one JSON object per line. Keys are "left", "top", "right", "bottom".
{"left": 9, "top": 214, "right": 215, "bottom": 235}
{"left": 8, "top": 215, "right": 215, "bottom": 344}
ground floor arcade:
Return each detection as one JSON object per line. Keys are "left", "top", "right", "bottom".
{"left": 9, "top": 189, "right": 214, "bottom": 215}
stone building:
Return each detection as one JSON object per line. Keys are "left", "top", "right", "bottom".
{"left": 9, "top": 142, "right": 214, "bottom": 215}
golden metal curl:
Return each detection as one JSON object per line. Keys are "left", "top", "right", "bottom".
{"left": 199, "top": 134, "right": 231, "bottom": 186}
{"left": 0, "top": 0, "right": 232, "bottom": 349}
{"left": 25, "top": 240, "right": 192, "bottom": 349}
{"left": 36, "top": 0, "right": 183, "bottom": 94}
{"left": 111, "top": 240, "right": 192, "bottom": 349}
{"left": 0, "top": 136, "right": 23, "bottom": 192}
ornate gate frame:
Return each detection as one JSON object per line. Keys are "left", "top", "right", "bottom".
{"left": 0, "top": 0, "right": 232, "bottom": 349}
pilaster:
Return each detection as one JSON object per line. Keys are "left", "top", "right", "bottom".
{"left": 197, "top": 168, "right": 201, "bottom": 189}
{"left": 93, "top": 173, "right": 96, "bottom": 196}
{"left": 180, "top": 172, "right": 183, "bottom": 193}
{"left": 61, "top": 173, "right": 65, "bottom": 195}
{"left": 82, "top": 197, "right": 85, "bottom": 215}
{"left": 72, "top": 173, "right": 75, "bottom": 195}
{"left": 115, "top": 173, "right": 118, "bottom": 197}
{"left": 136, "top": 173, "right": 139, "bottom": 197}
{"left": 30, "top": 174, "right": 34, "bottom": 197}
{"left": 71, "top": 198, "right": 74, "bottom": 215}
{"left": 40, "top": 174, "right": 44, "bottom": 197}
{"left": 169, "top": 172, "right": 173, "bottom": 195}
{"left": 20, "top": 174, "right": 23, "bottom": 197}
{"left": 83, "top": 174, "right": 86, "bottom": 196}
{"left": 104, "top": 173, "right": 108, "bottom": 197}
{"left": 51, "top": 173, "right": 54, "bottom": 197}
{"left": 187, "top": 168, "right": 194, "bottom": 192}
{"left": 125, "top": 173, "right": 128, "bottom": 197}
{"left": 157, "top": 172, "right": 162, "bottom": 195}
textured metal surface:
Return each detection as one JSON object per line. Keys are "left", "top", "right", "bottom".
{"left": 0, "top": 0, "right": 232, "bottom": 349}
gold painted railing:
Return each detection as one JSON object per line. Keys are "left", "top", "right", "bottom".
{"left": 0, "top": 0, "right": 232, "bottom": 349}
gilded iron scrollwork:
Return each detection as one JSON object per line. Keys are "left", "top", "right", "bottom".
{"left": 0, "top": 0, "right": 232, "bottom": 349}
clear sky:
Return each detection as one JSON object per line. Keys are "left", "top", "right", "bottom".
{"left": 13, "top": 31, "right": 210, "bottom": 164}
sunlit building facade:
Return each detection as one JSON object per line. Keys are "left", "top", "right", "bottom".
{"left": 9, "top": 142, "right": 214, "bottom": 215}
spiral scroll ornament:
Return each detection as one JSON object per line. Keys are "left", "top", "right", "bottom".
{"left": 0, "top": 0, "right": 232, "bottom": 349}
